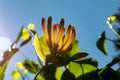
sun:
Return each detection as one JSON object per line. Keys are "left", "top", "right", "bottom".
{"left": 0, "top": 37, "right": 11, "bottom": 50}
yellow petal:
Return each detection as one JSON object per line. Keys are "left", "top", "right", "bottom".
{"left": 63, "top": 25, "right": 71, "bottom": 45}
{"left": 22, "top": 68, "right": 28, "bottom": 74}
{"left": 61, "top": 26, "right": 75, "bottom": 52}
{"left": 47, "top": 16, "right": 53, "bottom": 51}
{"left": 107, "top": 16, "right": 116, "bottom": 22}
{"left": 41, "top": 18, "right": 48, "bottom": 41}
{"left": 60, "top": 18, "right": 64, "bottom": 28}
{"left": 16, "top": 62, "right": 23, "bottom": 69}
{"left": 11, "top": 70, "right": 21, "bottom": 79}
{"left": 28, "top": 23, "right": 35, "bottom": 30}
{"left": 20, "top": 28, "right": 30, "bottom": 40}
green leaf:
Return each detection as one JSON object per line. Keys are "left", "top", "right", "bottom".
{"left": 67, "top": 58, "right": 98, "bottom": 78}
{"left": 96, "top": 31, "right": 107, "bottom": 55}
{"left": 33, "top": 34, "right": 50, "bottom": 61}
{"left": 117, "top": 68, "right": 120, "bottom": 73}
{"left": 55, "top": 67, "right": 62, "bottom": 80}
{"left": 61, "top": 40, "right": 80, "bottom": 59}
{"left": 36, "top": 75, "right": 45, "bottom": 80}
{"left": 0, "top": 61, "right": 8, "bottom": 80}
{"left": 113, "top": 14, "right": 120, "bottom": 22}
{"left": 23, "top": 59, "right": 40, "bottom": 74}
{"left": 61, "top": 69, "right": 76, "bottom": 80}
{"left": 69, "top": 52, "right": 88, "bottom": 61}
{"left": 41, "top": 64, "right": 62, "bottom": 80}
{"left": 11, "top": 70, "right": 21, "bottom": 79}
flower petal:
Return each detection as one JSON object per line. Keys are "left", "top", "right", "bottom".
{"left": 47, "top": 16, "right": 53, "bottom": 52}
{"left": 61, "top": 26, "right": 75, "bottom": 52}
{"left": 41, "top": 18, "right": 48, "bottom": 41}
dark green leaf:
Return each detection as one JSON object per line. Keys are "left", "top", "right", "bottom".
{"left": 46, "top": 55, "right": 69, "bottom": 67}
{"left": 76, "top": 70, "right": 99, "bottom": 80}
{"left": 100, "top": 68, "right": 120, "bottom": 80}
{"left": 117, "top": 68, "right": 120, "bottom": 73}
{"left": 61, "top": 69, "right": 76, "bottom": 80}
{"left": 96, "top": 31, "right": 107, "bottom": 55}
{"left": 23, "top": 59, "right": 40, "bottom": 74}
{"left": 42, "top": 64, "right": 62, "bottom": 80}
{"left": 114, "top": 14, "right": 120, "bottom": 22}
{"left": 69, "top": 52, "right": 88, "bottom": 61}
{"left": 78, "top": 58, "right": 98, "bottom": 67}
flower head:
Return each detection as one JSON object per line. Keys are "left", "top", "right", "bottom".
{"left": 41, "top": 16, "right": 76, "bottom": 55}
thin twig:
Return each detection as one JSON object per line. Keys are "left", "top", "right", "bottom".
{"left": 33, "top": 66, "right": 46, "bottom": 80}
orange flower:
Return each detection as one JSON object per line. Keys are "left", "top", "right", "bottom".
{"left": 41, "top": 16, "right": 76, "bottom": 55}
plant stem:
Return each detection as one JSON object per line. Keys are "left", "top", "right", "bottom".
{"left": 33, "top": 65, "right": 46, "bottom": 80}
{"left": 98, "top": 56, "right": 120, "bottom": 80}
{"left": 18, "top": 50, "right": 28, "bottom": 59}
{"left": 107, "top": 22, "right": 120, "bottom": 38}
{"left": 18, "top": 69, "right": 25, "bottom": 80}
{"left": 80, "top": 64, "right": 84, "bottom": 75}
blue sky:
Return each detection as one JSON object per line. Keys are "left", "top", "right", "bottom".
{"left": 0, "top": 0, "right": 120, "bottom": 80}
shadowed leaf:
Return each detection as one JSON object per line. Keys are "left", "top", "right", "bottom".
{"left": 61, "top": 69, "right": 76, "bottom": 80}
{"left": 96, "top": 31, "right": 107, "bottom": 55}
{"left": 41, "top": 64, "right": 62, "bottom": 80}
{"left": 23, "top": 59, "right": 40, "bottom": 74}
{"left": 69, "top": 52, "right": 88, "bottom": 61}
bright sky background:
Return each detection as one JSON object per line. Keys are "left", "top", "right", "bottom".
{"left": 0, "top": 0, "right": 120, "bottom": 80}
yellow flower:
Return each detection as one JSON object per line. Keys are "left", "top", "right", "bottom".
{"left": 16, "top": 62, "right": 23, "bottom": 69}
{"left": 28, "top": 23, "right": 35, "bottom": 30}
{"left": 41, "top": 16, "right": 76, "bottom": 55}
{"left": 11, "top": 70, "right": 21, "bottom": 79}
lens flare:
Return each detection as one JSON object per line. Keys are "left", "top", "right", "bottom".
{"left": 0, "top": 37, "right": 11, "bottom": 50}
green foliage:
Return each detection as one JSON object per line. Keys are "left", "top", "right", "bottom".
{"left": 23, "top": 59, "right": 40, "bottom": 74}
{"left": 96, "top": 31, "right": 107, "bottom": 55}
{"left": 0, "top": 61, "right": 8, "bottom": 80}
{"left": 0, "top": 26, "right": 31, "bottom": 80}
{"left": 1, "top": 15, "right": 120, "bottom": 80}
{"left": 67, "top": 58, "right": 98, "bottom": 78}
{"left": 33, "top": 34, "right": 50, "bottom": 61}
{"left": 61, "top": 69, "right": 76, "bottom": 80}
{"left": 69, "top": 52, "right": 88, "bottom": 61}
{"left": 36, "top": 64, "right": 62, "bottom": 80}
{"left": 100, "top": 68, "right": 120, "bottom": 80}
{"left": 0, "top": 49, "right": 19, "bottom": 80}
